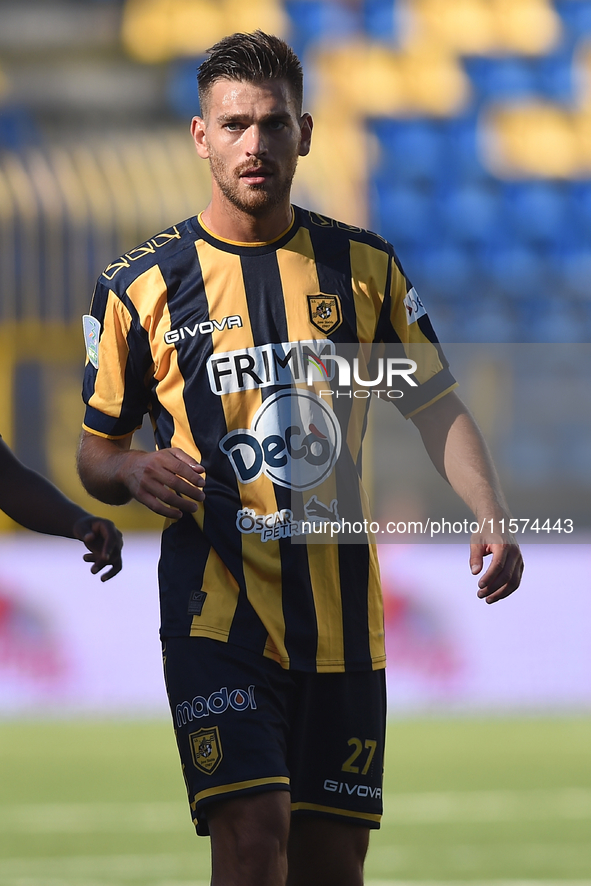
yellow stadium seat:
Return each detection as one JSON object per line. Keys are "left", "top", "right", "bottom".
{"left": 480, "top": 103, "right": 580, "bottom": 178}
{"left": 398, "top": 41, "right": 471, "bottom": 115}
{"left": 405, "top": 0, "right": 498, "bottom": 55}
{"left": 479, "top": 33, "right": 591, "bottom": 178}
{"left": 122, "top": 0, "right": 223, "bottom": 62}
{"left": 122, "top": 0, "right": 288, "bottom": 63}
{"left": 313, "top": 43, "right": 407, "bottom": 116}
{"left": 403, "top": 0, "right": 561, "bottom": 56}
{"left": 222, "top": 0, "right": 287, "bottom": 43}
{"left": 573, "top": 109, "right": 591, "bottom": 175}
{"left": 495, "top": 0, "right": 561, "bottom": 55}
{"left": 312, "top": 40, "right": 470, "bottom": 117}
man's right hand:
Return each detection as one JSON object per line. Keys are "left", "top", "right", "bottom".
{"left": 123, "top": 448, "right": 205, "bottom": 519}
{"left": 77, "top": 430, "right": 206, "bottom": 519}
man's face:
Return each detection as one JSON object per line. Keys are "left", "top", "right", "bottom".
{"left": 191, "top": 78, "right": 312, "bottom": 218}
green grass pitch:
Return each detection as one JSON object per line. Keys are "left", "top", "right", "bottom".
{"left": 0, "top": 717, "right": 590, "bottom": 885}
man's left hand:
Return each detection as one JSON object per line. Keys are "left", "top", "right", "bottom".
{"left": 470, "top": 540, "right": 523, "bottom": 604}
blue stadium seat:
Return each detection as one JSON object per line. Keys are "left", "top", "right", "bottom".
{"left": 567, "top": 181, "right": 591, "bottom": 237}
{"left": 167, "top": 57, "right": 204, "bottom": 118}
{"left": 535, "top": 50, "right": 575, "bottom": 102}
{"left": 502, "top": 433, "right": 554, "bottom": 481}
{"left": 438, "top": 116, "right": 488, "bottom": 183}
{"left": 370, "top": 119, "right": 444, "bottom": 183}
{"left": 363, "top": 0, "right": 398, "bottom": 41}
{"left": 459, "top": 302, "right": 519, "bottom": 343}
{"left": 555, "top": 246, "right": 591, "bottom": 298}
{"left": 371, "top": 183, "right": 438, "bottom": 249}
{"left": 465, "top": 51, "right": 573, "bottom": 104}
{"left": 463, "top": 57, "right": 538, "bottom": 102}
{"left": 555, "top": 0, "right": 591, "bottom": 37}
{"left": 410, "top": 244, "right": 476, "bottom": 297}
{"left": 0, "top": 105, "right": 42, "bottom": 150}
{"left": 480, "top": 243, "right": 548, "bottom": 298}
{"left": 285, "top": 0, "right": 360, "bottom": 56}
{"left": 435, "top": 182, "right": 504, "bottom": 245}
{"left": 578, "top": 300, "right": 591, "bottom": 339}
{"left": 501, "top": 182, "right": 570, "bottom": 245}
{"left": 526, "top": 304, "right": 587, "bottom": 342}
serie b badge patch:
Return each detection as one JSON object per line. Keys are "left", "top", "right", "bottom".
{"left": 307, "top": 294, "right": 342, "bottom": 335}
{"left": 82, "top": 314, "right": 101, "bottom": 369}
{"left": 189, "top": 726, "right": 223, "bottom": 775}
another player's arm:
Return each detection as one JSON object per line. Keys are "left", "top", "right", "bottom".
{"left": 410, "top": 390, "right": 523, "bottom": 603}
{"left": 77, "top": 430, "right": 206, "bottom": 520}
{"left": 0, "top": 438, "right": 122, "bottom": 580}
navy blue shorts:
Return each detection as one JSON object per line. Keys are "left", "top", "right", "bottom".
{"left": 163, "top": 637, "right": 386, "bottom": 835}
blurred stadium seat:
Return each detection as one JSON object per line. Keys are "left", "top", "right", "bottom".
{"left": 372, "top": 183, "right": 438, "bottom": 248}
{"left": 1, "top": 0, "right": 590, "bottom": 341}
{"left": 121, "top": 0, "right": 288, "bottom": 62}
{"left": 1, "top": 0, "right": 591, "bottom": 516}
{"left": 369, "top": 119, "right": 445, "bottom": 183}
{"left": 3, "top": 0, "right": 589, "bottom": 342}
{"left": 435, "top": 181, "right": 505, "bottom": 244}
{"left": 501, "top": 181, "right": 571, "bottom": 243}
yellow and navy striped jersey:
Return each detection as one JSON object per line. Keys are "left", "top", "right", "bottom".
{"left": 82, "top": 205, "right": 456, "bottom": 673}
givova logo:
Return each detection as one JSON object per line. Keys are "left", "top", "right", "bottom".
{"left": 176, "top": 685, "right": 257, "bottom": 727}
{"left": 220, "top": 390, "right": 342, "bottom": 492}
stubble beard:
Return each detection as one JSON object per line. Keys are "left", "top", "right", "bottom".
{"left": 208, "top": 150, "right": 298, "bottom": 218}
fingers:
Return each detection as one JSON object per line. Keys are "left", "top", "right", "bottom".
{"left": 170, "top": 448, "right": 206, "bottom": 473}
{"left": 469, "top": 547, "right": 484, "bottom": 576}
{"left": 471, "top": 542, "right": 523, "bottom": 604}
{"left": 77, "top": 517, "right": 124, "bottom": 580}
{"left": 130, "top": 482, "right": 201, "bottom": 519}
{"left": 83, "top": 549, "right": 123, "bottom": 580}
{"left": 127, "top": 449, "right": 206, "bottom": 518}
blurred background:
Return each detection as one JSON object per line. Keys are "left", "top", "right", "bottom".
{"left": 0, "top": 0, "right": 590, "bottom": 535}
{"left": 0, "top": 4, "right": 590, "bottom": 883}
{"left": 0, "top": 0, "right": 590, "bottom": 707}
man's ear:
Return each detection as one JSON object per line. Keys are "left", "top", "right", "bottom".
{"left": 298, "top": 113, "right": 313, "bottom": 157}
{"left": 191, "top": 116, "right": 209, "bottom": 159}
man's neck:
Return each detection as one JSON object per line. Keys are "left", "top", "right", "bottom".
{"left": 200, "top": 199, "right": 293, "bottom": 243}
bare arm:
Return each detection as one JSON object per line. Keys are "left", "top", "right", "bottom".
{"left": 76, "top": 430, "right": 206, "bottom": 520}
{"left": 411, "top": 391, "right": 523, "bottom": 603}
{"left": 0, "top": 439, "right": 122, "bottom": 580}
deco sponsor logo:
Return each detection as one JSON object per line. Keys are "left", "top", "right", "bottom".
{"left": 176, "top": 685, "right": 257, "bottom": 728}
{"left": 220, "top": 389, "right": 341, "bottom": 492}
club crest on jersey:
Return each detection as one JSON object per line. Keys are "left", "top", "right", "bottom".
{"left": 189, "top": 726, "right": 223, "bottom": 775}
{"left": 307, "top": 294, "right": 342, "bottom": 334}
{"left": 220, "top": 389, "right": 341, "bottom": 492}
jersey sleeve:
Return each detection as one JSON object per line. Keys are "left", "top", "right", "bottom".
{"left": 375, "top": 255, "right": 457, "bottom": 418}
{"left": 82, "top": 279, "right": 152, "bottom": 438}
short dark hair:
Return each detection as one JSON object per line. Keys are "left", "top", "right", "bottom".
{"left": 197, "top": 31, "right": 303, "bottom": 116}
